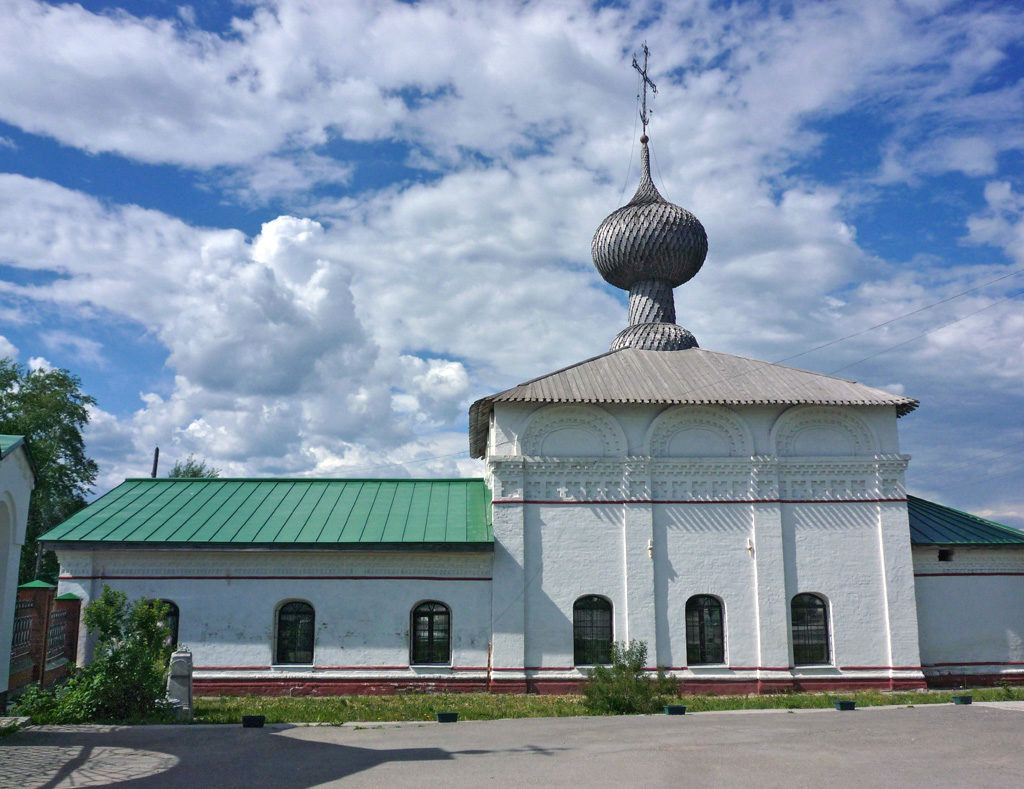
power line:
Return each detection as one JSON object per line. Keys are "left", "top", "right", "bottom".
{"left": 827, "top": 287, "right": 1022, "bottom": 376}
{"left": 775, "top": 267, "right": 1024, "bottom": 366}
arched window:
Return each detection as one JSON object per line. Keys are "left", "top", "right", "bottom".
{"left": 791, "top": 593, "right": 830, "bottom": 665}
{"left": 411, "top": 601, "right": 451, "bottom": 664}
{"left": 573, "top": 595, "right": 613, "bottom": 665}
{"left": 276, "top": 601, "right": 315, "bottom": 665}
{"left": 685, "top": 595, "right": 724, "bottom": 665}
{"left": 159, "top": 600, "right": 179, "bottom": 648}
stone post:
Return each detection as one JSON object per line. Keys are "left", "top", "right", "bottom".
{"left": 167, "top": 648, "right": 193, "bottom": 720}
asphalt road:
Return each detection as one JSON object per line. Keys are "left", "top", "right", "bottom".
{"left": 2, "top": 702, "right": 1023, "bottom": 788}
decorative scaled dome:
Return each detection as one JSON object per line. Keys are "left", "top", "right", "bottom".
{"left": 591, "top": 138, "right": 708, "bottom": 291}
{"left": 609, "top": 322, "right": 697, "bottom": 352}
{"left": 591, "top": 135, "right": 708, "bottom": 351}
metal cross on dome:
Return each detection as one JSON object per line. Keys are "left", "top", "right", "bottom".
{"left": 632, "top": 42, "right": 657, "bottom": 136}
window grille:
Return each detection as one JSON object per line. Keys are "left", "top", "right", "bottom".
{"left": 276, "top": 601, "right": 315, "bottom": 664}
{"left": 411, "top": 601, "right": 451, "bottom": 664}
{"left": 573, "top": 595, "right": 613, "bottom": 665}
{"left": 47, "top": 610, "right": 68, "bottom": 661}
{"left": 791, "top": 593, "right": 830, "bottom": 665}
{"left": 685, "top": 595, "right": 724, "bottom": 664}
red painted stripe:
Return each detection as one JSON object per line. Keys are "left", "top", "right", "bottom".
{"left": 493, "top": 498, "right": 907, "bottom": 506}
{"left": 729, "top": 666, "right": 791, "bottom": 671}
{"left": 313, "top": 666, "right": 408, "bottom": 671}
{"left": 840, "top": 666, "right": 923, "bottom": 671}
{"left": 915, "top": 572, "right": 1024, "bottom": 577}
{"left": 59, "top": 574, "right": 492, "bottom": 582}
{"left": 924, "top": 661, "right": 1024, "bottom": 667}
{"left": 197, "top": 665, "right": 491, "bottom": 672}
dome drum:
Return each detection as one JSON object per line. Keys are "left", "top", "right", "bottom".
{"left": 592, "top": 139, "right": 707, "bottom": 353}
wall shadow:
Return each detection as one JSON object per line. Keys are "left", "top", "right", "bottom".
{"left": 0, "top": 724, "right": 554, "bottom": 788}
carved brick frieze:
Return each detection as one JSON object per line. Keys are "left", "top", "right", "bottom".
{"left": 488, "top": 456, "right": 525, "bottom": 500}
{"left": 775, "top": 454, "right": 908, "bottom": 500}
{"left": 488, "top": 453, "right": 909, "bottom": 503}
{"left": 650, "top": 458, "right": 755, "bottom": 500}
{"left": 63, "top": 550, "right": 493, "bottom": 579}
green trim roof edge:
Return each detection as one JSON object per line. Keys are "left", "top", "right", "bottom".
{"left": 908, "top": 495, "right": 1024, "bottom": 545}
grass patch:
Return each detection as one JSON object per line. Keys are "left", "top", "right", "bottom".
{"left": 194, "top": 693, "right": 586, "bottom": 724}
{"left": 193, "top": 685, "right": 1024, "bottom": 724}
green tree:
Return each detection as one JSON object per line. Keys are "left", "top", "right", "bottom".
{"left": 168, "top": 454, "right": 220, "bottom": 478}
{"left": 0, "top": 358, "right": 98, "bottom": 583}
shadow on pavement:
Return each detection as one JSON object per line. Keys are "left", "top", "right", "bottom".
{"left": 0, "top": 724, "right": 460, "bottom": 788}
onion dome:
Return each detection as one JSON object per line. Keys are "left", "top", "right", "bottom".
{"left": 591, "top": 135, "right": 707, "bottom": 351}
{"left": 591, "top": 138, "right": 707, "bottom": 291}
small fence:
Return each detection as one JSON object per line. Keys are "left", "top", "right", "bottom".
{"left": 46, "top": 610, "right": 68, "bottom": 662}
{"left": 10, "top": 600, "right": 32, "bottom": 661}
{"left": 6, "top": 584, "right": 80, "bottom": 695}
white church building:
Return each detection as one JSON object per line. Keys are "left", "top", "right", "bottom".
{"left": 42, "top": 134, "right": 1024, "bottom": 696}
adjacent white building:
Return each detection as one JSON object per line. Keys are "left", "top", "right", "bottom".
{"left": 42, "top": 135, "right": 1024, "bottom": 695}
{"left": 1, "top": 435, "right": 35, "bottom": 703}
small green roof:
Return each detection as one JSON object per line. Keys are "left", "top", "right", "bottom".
{"left": 908, "top": 495, "right": 1024, "bottom": 545}
{"left": 41, "top": 477, "right": 493, "bottom": 550}
{"left": 19, "top": 579, "right": 56, "bottom": 589}
{"left": 0, "top": 434, "right": 37, "bottom": 482}
{"left": 0, "top": 435, "right": 25, "bottom": 455}
{"left": 55, "top": 592, "right": 81, "bottom": 600}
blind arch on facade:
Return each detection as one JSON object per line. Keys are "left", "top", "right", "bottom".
{"left": 411, "top": 601, "right": 451, "bottom": 664}
{"left": 573, "top": 595, "right": 613, "bottom": 666}
{"left": 275, "top": 600, "right": 315, "bottom": 665}
{"left": 791, "top": 593, "right": 830, "bottom": 665}
{"left": 685, "top": 595, "right": 724, "bottom": 665}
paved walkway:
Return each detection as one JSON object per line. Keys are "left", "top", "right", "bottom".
{"left": 2, "top": 703, "right": 1023, "bottom": 788}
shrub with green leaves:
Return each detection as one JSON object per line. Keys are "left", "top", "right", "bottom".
{"left": 582, "top": 640, "right": 678, "bottom": 715}
{"left": 13, "top": 586, "right": 174, "bottom": 723}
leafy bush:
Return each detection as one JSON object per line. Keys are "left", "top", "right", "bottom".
{"left": 13, "top": 586, "right": 174, "bottom": 723}
{"left": 582, "top": 640, "right": 678, "bottom": 715}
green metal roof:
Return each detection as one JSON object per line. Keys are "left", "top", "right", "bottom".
{"left": 19, "top": 579, "right": 56, "bottom": 589}
{"left": 908, "top": 495, "right": 1024, "bottom": 545}
{"left": 0, "top": 433, "right": 37, "bottom": 482}
{"left": 0, "top": 435, "right": 25, "bottom": 455}
{"left": 41, "top": 477, "right": 493, "bottom": 550}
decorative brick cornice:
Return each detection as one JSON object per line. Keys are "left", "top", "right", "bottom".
{"left": 487, "top": 453, "right": 910, "bottom": 504}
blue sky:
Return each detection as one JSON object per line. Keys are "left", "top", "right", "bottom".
{"left": 0, "top": 0, "right": 1022, "bottom": 525}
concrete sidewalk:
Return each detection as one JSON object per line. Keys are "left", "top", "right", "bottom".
{"left": 2, "top": 702, "right": 1023, "bottom": 788}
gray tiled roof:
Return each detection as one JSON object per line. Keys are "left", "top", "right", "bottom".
{"left": 469, "top": 347, "right": 917, "bottom": 457}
